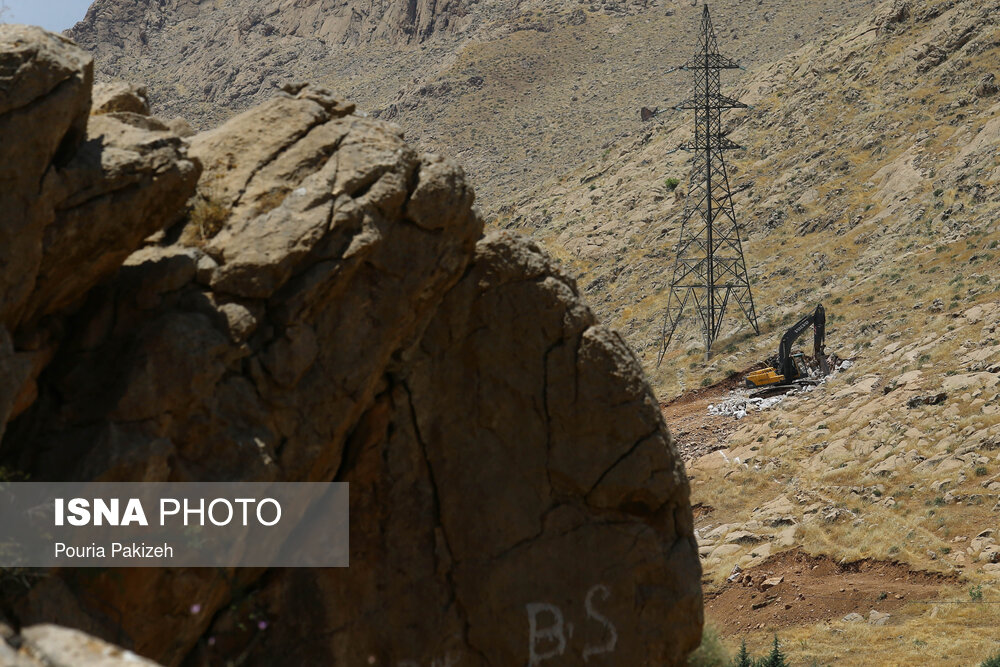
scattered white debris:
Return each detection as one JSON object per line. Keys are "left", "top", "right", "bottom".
{"left": 707, "top": 391, "right": 787, "bottom": 418}
{"left": 705, "top": 360, "right": 851, "bottom": 419}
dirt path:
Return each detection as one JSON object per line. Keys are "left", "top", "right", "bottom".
{"left": 705, "top": 548, "right": 956, "bottom": 635}
{"left": 660, "top": 371, "right": 751, "bottom": 461}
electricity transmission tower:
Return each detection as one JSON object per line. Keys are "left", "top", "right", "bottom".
{"left": 657, "top": 4, "right": 759, "bottom": 365}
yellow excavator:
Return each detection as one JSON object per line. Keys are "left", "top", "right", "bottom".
{"left": 746, "top": 304, "right": 829, "bottom": 389}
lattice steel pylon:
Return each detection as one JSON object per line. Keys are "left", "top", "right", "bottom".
{"left": 656, "top": 4, "right": 759, "bottom": 365}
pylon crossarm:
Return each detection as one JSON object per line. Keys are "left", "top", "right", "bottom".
{"left": 675, "top": 94, "right": 747, "bottom": 110}
{"left": 679, "top": 54, "right": 741, "bottom": 70}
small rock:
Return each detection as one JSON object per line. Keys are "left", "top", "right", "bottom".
{"left": 868, "top": 610, "right": 890, "bottom": 626}
{"left": 973, "top": 73, "right": 998, "bottom": 98}
{"left": 760, "top": 576, "right": 784, "bottom": 591}
{"left": 166, "top": 117, "right": 195, "bottom": 137}
{"left": 92, "top": 80, "right": 150, "bottom": 115}
{"left": 908, "top": 392, "right": 947, "bottom": 408}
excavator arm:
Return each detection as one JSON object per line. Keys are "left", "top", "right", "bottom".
{"left": 778, "top": 304, "right": 825, "bottom": 381}
{"left": 746, "top": 304, "right": 827, "bottom": 388}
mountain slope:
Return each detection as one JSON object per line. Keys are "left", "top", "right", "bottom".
{"left": 503, "top": 0, "right": 1000, "bottom": 398}
{"left": 67, "top": 0, "right": 879, "bottom": 207}
{"left": 495, "top": 0, "right": 1000, "bottom": 660}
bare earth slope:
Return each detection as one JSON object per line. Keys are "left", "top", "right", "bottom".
{"left": 67, "top": 0, "right": 878, "bottom": 207}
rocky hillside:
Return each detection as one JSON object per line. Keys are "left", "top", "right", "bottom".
{"left": 0, "top": 25, "right": 699, "bottom": 666}
{"left": 684, "top": 298, "right": 1000, "bottom": 663}
{"left": 67, "top": 0, "right": 880, "bottom": 208}
{"left": 504, "top": 0, "right": 1000, "bottom": 398}
{"left": 484, "top": 0, "right": 1000, "bottom": 661}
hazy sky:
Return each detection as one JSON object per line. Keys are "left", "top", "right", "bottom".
{"left": 2, "top": 0, "right": 92, "bottom": 32}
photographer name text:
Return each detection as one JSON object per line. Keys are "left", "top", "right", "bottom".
{"left": 55, "top": 541, "right": 174, "bottom": 559}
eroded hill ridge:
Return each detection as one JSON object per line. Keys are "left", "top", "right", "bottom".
{"left": 66, "top": 0, "right": 880, "bottom": 207}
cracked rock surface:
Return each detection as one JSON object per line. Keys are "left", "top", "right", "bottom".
{"left": 0, "top": 24, "right": 199, "bottom": 443}
{"left": 0, "top": 27, "right": 701, "bottom": 667}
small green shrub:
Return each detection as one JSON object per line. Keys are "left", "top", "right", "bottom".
{"left": 665, "top": 177, "right": 681, "bottom": 191}
{"left": 759, "top": 635, "right": 789, "bottom": 667}
{"left": 981, "top": 650, "right": 1000, "bottom": 667}
{"left": 733, "top": 639, "right": 753, "bottom": 667}
{"left": 726, "top": 636, "right": 788, "bottom": 667}
{"left": 970, "top": 584, "right": 984, "bottom": 602}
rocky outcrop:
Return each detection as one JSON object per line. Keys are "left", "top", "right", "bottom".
{"left": 0, "top": 25, "right": 198, "bottom": 440}
{"left": 1, "top": 623, "right": 162, "bottom": 667}
{"left": 0, "top": 27, "right": 700, "bottom": 666}
{"left": 184, "top": 234, "right": 701, "bottom": 665}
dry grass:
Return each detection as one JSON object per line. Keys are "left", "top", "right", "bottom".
{"left": 762, "top": 598, "right": 1000, "bottom": 666}
{"left": 179, "top": 173, "right": 231, "bottom": 246}
{"left": 180, "top": 195, "right": 230, "bottom": 246}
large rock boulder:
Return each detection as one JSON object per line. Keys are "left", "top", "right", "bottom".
{"left": 0, "top": 26, "right": 198, "bottom": 331}
{"left": 0, "top": 26, "right": 701, "bottom": 667}
{"left": 186, "top": 234, "right": 700, "bottom": 666}
{"left": 0, "top": 25, "right": 92, "bottom": 328}
{"left": 1, "top": 623, "right": 162, "bottom": 667}
{"left": 0, "top": 25, "right": 198, "bottom": 440}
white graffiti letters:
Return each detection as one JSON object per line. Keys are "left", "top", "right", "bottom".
{"left": 526, "top": 584, "right": 618, "bottom": 665}
{"left": 582, "top": 584, "right": 617, "bottom": 662}
{"left": 526, "top": 602, "right": 567, "bottom": 665}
